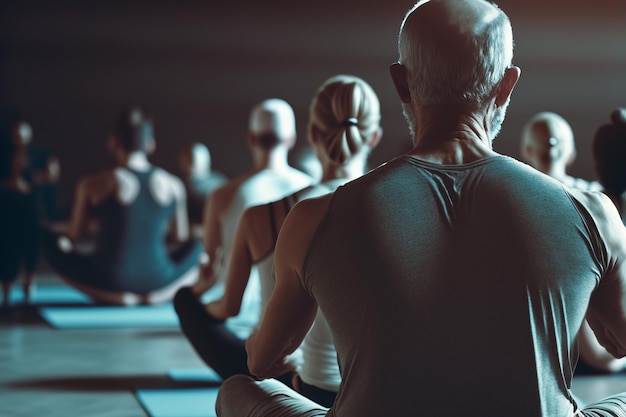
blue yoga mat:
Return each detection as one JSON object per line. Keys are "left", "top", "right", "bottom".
{"left": 9, "top": 285, "right": 92, "bottom": 305}
{"left": 167, "top": 367, "right": 223, "bottom": 383}
{"left": 136, "top": 388, "right": 219, "bottom": 417}
{"left": 39, "top": 304, "right": 179, "bottom": 329}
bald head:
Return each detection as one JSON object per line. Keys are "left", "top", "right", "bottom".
{"left": 521, "top": 112, "right": 575, "bottom": 173}
{"left": 398, "top": 0, "right": 513, "bottom": 110}
{"left": 248, "top": 99, "right": 296, "bottom": 149}
{"left": 179, "top": 142, "right": 211, "bottom": 177}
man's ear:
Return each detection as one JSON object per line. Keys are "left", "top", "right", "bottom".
{"left": 495, "top": 66, "right": 521, "bottom": 107}
{"left": 389, "top": 62, "right": 412, "bottom": 104}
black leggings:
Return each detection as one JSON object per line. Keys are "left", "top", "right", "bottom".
{"left": 174, "top": 286, "right": 252, "bottom": 378}
{"left": 296, "top": 376, "right": 337, "bottom": 408}
{"left": 174, "top": 287, "right": 337, "bottom": 407}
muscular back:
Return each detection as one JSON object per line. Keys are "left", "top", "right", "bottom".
{"left": 303, "top": 155, "right": 610, "bottom": 417}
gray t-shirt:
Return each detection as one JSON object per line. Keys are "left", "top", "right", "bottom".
{"left": 302, "top": 155, "right": 608, "bottom": 417}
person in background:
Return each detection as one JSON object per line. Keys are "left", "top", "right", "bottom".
{"left": 216, "top": 1, "right": 626, "bottom": 416}
{"left": 569, "top": 107, "right": 626, "bottom": 376}
{"left": 522, "top": 110, "right": 625, "bottom": 375}
{"left": 9, "top": 118, "right": 62, "bottom": 221}
{"left": 42, "top": 106, "right": 203, "bottom": 305}
{"left": 178, "top": 142, "right": 227, "bottom": 236}
{"left": 187, "top": 98, "right": 312, "bottom": 313}
{"left": 174, "top": 75, "right": 382, "bottom": 407}
{"left": 0, "top": 139, "right": 39, "bottom": 309}
{"left": 593, "top": 107, "right": 626, "bottom": 221}
{"left": 520, "top": 111, "right": 601, "bottom": 191}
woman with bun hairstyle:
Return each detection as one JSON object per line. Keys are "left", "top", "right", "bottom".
{"left": 174, "top": 75, "right": 382, "bottom": 406}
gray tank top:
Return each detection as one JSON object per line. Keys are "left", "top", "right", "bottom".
{"left": 302, "top": 155, "right": 607, "bottom": 417}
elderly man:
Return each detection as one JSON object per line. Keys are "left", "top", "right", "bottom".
{"left": 217, "top": 1, "right": 626, "bottom": 416}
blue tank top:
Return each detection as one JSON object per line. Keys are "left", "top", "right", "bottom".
{"left": 91, "top": 168, "right": 177, "bottom": 292}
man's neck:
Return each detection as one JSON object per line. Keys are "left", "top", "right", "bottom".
{"left": 407, "top": 107, "right": 498, "bottom": 165}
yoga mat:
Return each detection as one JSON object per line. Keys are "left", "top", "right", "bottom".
{"left": 39, "top": 304, "right": 179, "bottom": 329}
{"left": 9, "top": 285, "right": 93, "bottom": 305}
{"left": 167, "top": 367, "right": 223, "bottom": 383}
{"left": 136, "top": 388, "right": 219, "bottom": 417}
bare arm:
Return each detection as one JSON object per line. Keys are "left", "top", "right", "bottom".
{"left": 192, "top": 187, "right": 226, "bottom": 295}
{"left": 572, "top": 189, "right": 626, "bottom": 358}
{"left": 170, "top": 176, "right": 190, "bottom": 242}
{"left": 66, "top": 178, "right": 92, "bottom": 242}
{"left": 246, "top": 195, "right": 332, "bottom": 379}
{"left": 578, "top": 319, "right": 626, "bottom": 372}
{"left": 206, "top": 206, "right": 259, "bottom": 319}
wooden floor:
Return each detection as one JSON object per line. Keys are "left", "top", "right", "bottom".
{"left": 0, "top": 274, "right": 207, "bottom": 417}
{"left": 1, "top": 274, "right": 626, "bottom": 417}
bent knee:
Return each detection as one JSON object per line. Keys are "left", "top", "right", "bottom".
{"left": 216, "top": 375, "right": 258, "bottom": 416}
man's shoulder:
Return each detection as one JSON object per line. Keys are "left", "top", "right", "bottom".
{"left": 568, "top": 188, "right": 626, "bottom": 252}
{"left": 283, "top": 193, "right": 334, "bottom": 241}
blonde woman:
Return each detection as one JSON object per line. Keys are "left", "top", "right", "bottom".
{"left": 175, "top": 75, "right": 382, "bottom": 406}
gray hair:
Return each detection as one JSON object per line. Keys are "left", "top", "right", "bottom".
{"left": 398, "top": 0, "right": 514, "bottom": 110}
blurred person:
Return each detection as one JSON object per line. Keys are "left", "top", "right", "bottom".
{"left": 9, "top": 118, "right": 62, "bottom": 221}
{"left": 188, "top": 98, "right": 312, "bottom": 305}
{"left": 0, "top": 140, "right": 39, "bottom": 309}
{"left": 42, "top": 107, "right": 203, "bottom": 305}
{"left": 521, "top": 111, "right": 601, "bottom": 191}
{"left": 174, "top": 75, "right": 382, "bottom": 407}
{"left": 217, "top": 1, "right": 626, "bottom": 417}
{"left": 593, "top": 108, "right": 626, "bottom": 220}
{"left": 178, "top": 142, "right": 227, "bottom": 233}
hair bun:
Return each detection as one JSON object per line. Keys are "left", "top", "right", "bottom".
{"left": 610, "top": 107, "right": 626, "bottom": 126}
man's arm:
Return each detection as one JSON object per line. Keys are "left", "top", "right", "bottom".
{"left": 572, "top": 189, "right": 626, "bottom": 358}
{"left": 246, "top": 194, "right": 332, "bottom": 379}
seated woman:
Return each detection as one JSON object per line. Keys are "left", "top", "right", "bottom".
{"left": 576, "top": 107, "right": 626, "bottom": 374}
{"left": 177, "top": 142, "right": 227, "bottom": 236}
{"left": 174, "top": 75, "right": 382, "bottom": 406}
{"left": 43, "top": 107, "right": 203, "bottom": 305}
{"left": 0, "top": 140, "right": 40, "bottom": 309}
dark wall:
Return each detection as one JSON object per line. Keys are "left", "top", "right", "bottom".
{"left": 1, "top": 0, "right": 625, "bottom": 211}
